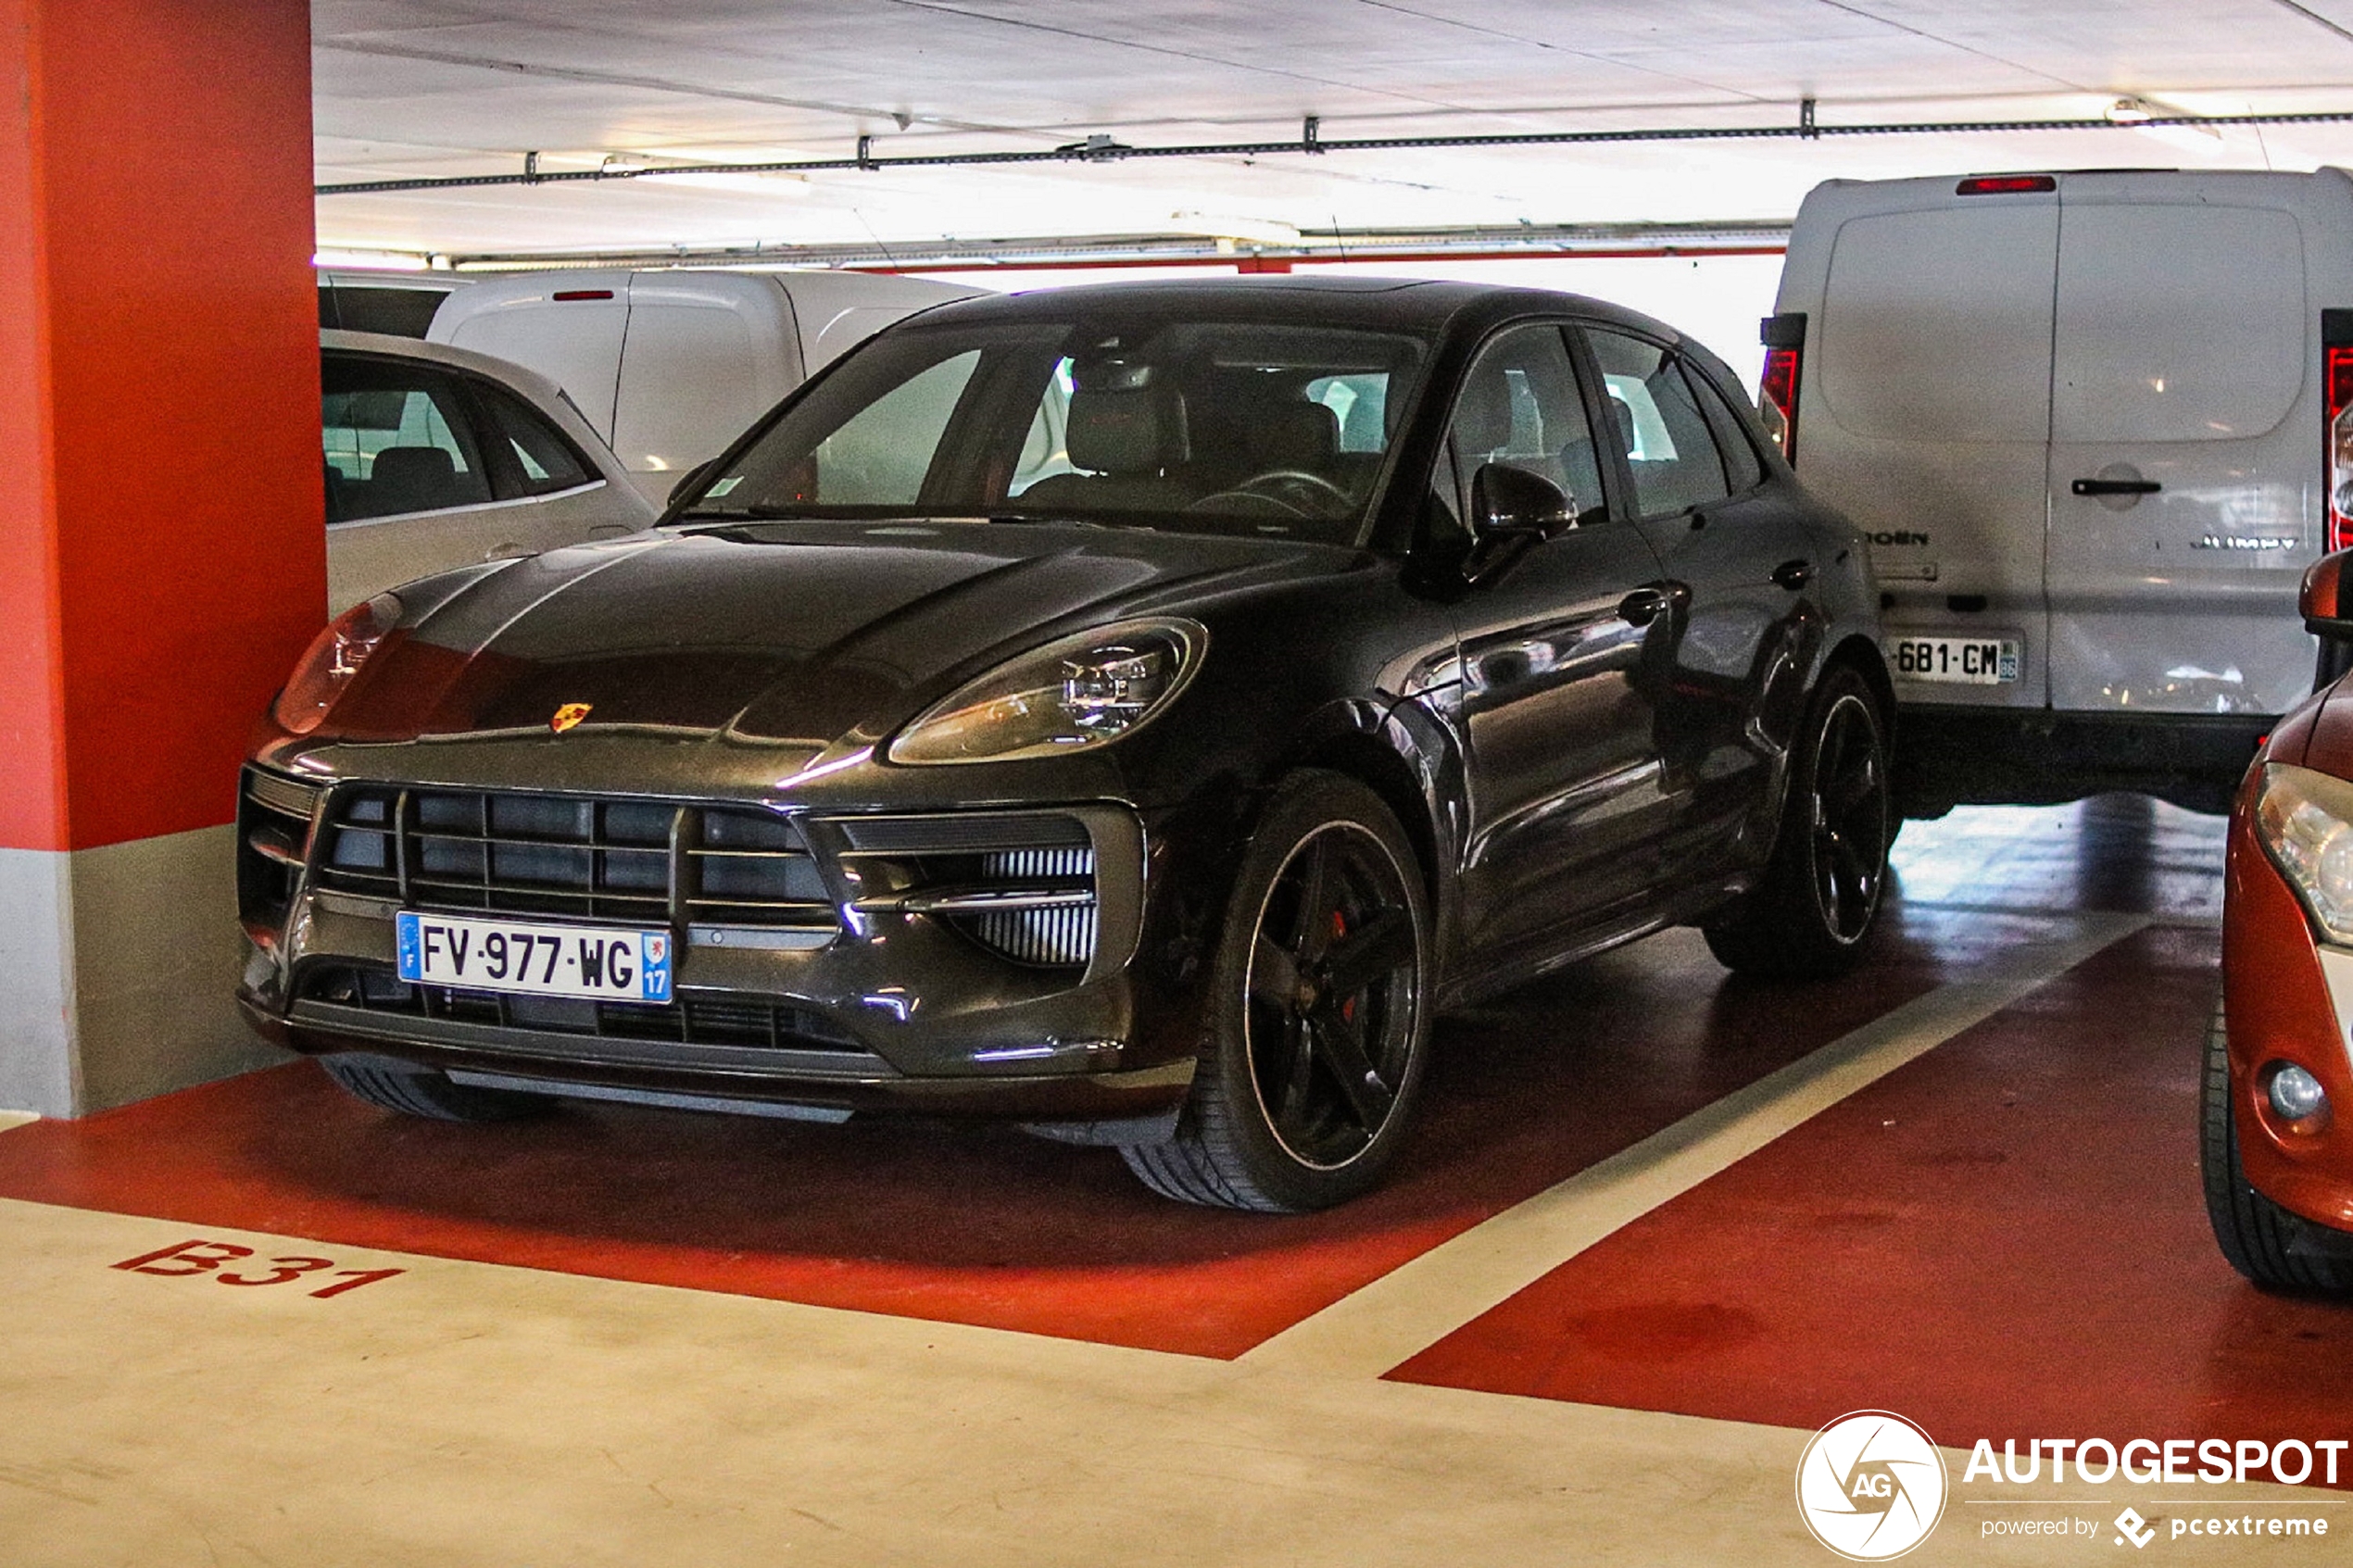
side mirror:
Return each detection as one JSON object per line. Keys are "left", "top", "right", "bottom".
{"left": 1470, "top": 462, "right": 1575, "bottom": 540}
{"left": 666, "top": 458, "right": 720, "bottom": 508}
{"left": 2304, "top": 550, "right": 2353, "bottom": 638}
{"left": 1459, "top": 464, "right": 1575, "bottom": 587}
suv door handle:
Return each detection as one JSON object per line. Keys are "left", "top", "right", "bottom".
{"left": 1771, "top": 558, "right": 1813, "bottom": 591}
{"left": 2070, "top": 477, "right": 2161, "bottom": 495}
{"left": 1617, "top": 582, "right": 1689, "bottom": 627}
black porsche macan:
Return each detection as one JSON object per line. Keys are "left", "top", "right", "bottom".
{"left": 237, "top": 278, "right": 1894, "bottom": 1210}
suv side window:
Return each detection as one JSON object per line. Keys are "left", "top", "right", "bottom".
{"left": 1443, "top": 324, "right": 1604, "bottom": 528}
{"left": 321, "top": 355, "right": 494, "bottom": 524}
{"left": 1584, "top": 329, "right": 1731, "bottom": 519}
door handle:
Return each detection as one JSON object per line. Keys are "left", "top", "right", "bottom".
{"left": 2070, "top": 477, "right": 2161, "bottom": 496}
{"left": 1771, "top": 558, "right": 1814, "bottom": 591}
{"left": 1617, "top": 583, "right": 1687, "bottom": 627}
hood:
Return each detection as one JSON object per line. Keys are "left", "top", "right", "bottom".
{"left": 322, "top": 521, "right": 1338, "bottom": 746}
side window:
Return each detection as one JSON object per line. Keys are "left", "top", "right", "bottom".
{"left": 1444, "top": 325, "right": 1603, "bottom": 527}
{"left": 320, "top": 357, "right": 494, "bottom": 524}
{"left": 1585, "top": 330, "right": 1730, "bottom": 519}
{"left": 1683, "top": 364, "right": 1765, "bottom": 494}
{"left": 472, "top": 382, "right": 595, "bottom": 497}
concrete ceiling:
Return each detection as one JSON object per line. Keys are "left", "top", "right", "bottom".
{"left": 313, "top": 0, "right": 2353, "bottom": 260}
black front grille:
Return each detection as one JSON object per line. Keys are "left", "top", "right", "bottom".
{"left": 301, "top": 964, "right": 868, "bottom": 1055}
{"left": 313, "top": 788, "right": 836, "bottom": 932}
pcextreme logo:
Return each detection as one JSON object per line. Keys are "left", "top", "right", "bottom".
{"left": 1796, "top": 1411, "right": 1950, "bottom": 1561}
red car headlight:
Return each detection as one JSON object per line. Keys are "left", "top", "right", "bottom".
{"left": 271, "top": 593, "right": 402, "bottom": 734}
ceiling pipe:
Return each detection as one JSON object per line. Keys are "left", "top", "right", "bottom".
{"left": 380, "top": 220, "right": 1794, "bottom": 274}
{"left": 316, "top": 103, "right": 2353, "bottom": 197}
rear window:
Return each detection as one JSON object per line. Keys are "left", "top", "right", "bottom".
{"left": 2052, "top": 204, "right": 2304, "bottom": 445}
{"left": 321, "top": 358, "right": 492, "bottom": 523}
{"left": 1819, "top": 205, "right": 2057, "bottom": 444}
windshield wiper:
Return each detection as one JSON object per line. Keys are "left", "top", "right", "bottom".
{"left": 672, "top": 505, "right": 812, "bottom": 521}
{"left": 987, "top": 511, "right": 1117, "bottom": 529}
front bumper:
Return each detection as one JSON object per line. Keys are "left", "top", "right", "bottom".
{"left": 2222, "top": 792, "right": 2353, "bottom": 1237}
{"left": 236, "top": 765, "right": 1228, "bottom": 1124}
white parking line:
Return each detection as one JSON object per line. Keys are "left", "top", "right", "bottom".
{"left": 1239, "top": 911, "right": 2151, "bottom": 1380}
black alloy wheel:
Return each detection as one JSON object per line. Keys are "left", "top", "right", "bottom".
{"left": 1705, "top": 664, "right": 1891, "bottom": 978}
{"left": 1125, "top": 771, "right": 1432, "bottom": 1211}
{"left": 1810, "top": 686, "right": 1889, "bottom": 945}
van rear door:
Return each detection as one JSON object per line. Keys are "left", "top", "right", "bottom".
{"left": 1800, "top": 187, "right": 2057, "bottom": 709}
{"left": 610, "top": 273, "right": 803, "bottom": 502}
{"left": 2045, "top": 176, "right": 2315, "bottom": 717}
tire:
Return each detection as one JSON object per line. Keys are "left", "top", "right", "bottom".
{"left": 1123, "top": 771, "right": 1433, "bottom": 1211}
{"left": 1705, "top": 664, "right": 1893, "bottom": 978}
{"left": 2200, "top": 993, "right": 2352, "bottom": 1293}
{"left": 319, "top": 1052, "right": 548, "bottom": 1123}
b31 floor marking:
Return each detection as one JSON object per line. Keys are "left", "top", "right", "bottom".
{"left": 111, "top": 1238, "right": 404, "bottom": 1298}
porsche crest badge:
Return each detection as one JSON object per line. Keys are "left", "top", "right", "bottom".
{"left": 550, "top": 703, "right": 593, "bottom": 734}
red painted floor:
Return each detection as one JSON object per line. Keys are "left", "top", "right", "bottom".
{"left": 0, "top": 916, "right": 1967, "bottom": 1358}
{"left": 1389, "top": 922, "right": 2353, "bottom": 1482}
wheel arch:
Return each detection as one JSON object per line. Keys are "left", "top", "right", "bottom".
{"left": 1822, "top": 631, "right": 1896, "bottom": 737}
{"left": 1280, "top": 715, "right": 1444, "bottom": 904}
{"left": 1253, "top": 694, "right": 1466, "bottom": 967}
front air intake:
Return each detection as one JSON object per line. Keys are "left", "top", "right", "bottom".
{"left": 958, "top": 847, "right": 1100, "bottom": 968}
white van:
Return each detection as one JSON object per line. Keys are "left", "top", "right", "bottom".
{"left": 427, "top": 270, "right": 981, "bottom": 506}
{"left": 1767, "top": 168, "right": 2353, "bottom": 814}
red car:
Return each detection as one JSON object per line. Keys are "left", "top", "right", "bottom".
{"left": 2209, "top": 552, "right": 2353, "bottom": 1291}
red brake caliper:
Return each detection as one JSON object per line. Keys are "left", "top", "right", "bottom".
{"left": 1331, "top": 911, "right": 1356, "bottom": 1022}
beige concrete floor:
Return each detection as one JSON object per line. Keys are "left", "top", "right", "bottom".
{"left": 5, "top": 1190, "right": 2341, "bottom": 1566}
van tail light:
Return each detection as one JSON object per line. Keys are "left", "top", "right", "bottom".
{"left": 1956, "top": 174, "right": 2057, "bottom": 195}
{"left": 2328, "top": 309, "right": 2353, "bottom": 551}
{"left": 1758, "top": 312, "right": 1806, "bottom": 463}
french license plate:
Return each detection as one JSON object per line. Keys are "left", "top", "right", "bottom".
{"left": 395, "top": 911, "right": 673, "bottom": 1004}
{"left": 1892, "top": 635, "right": 2020, "bottom": 685}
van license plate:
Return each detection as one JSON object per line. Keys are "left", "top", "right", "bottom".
{"left": 395, "top": 911, "right": 673, "bottom": 1004}
{"left": 1892, "top": 635, "right": 2020, "bottom": 685}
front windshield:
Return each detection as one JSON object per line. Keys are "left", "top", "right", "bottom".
{"left": 679, "top": 314, "right": 1429, "bottom": 545}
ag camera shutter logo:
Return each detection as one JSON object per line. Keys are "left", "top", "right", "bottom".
{"left": 1796, "top": 1411, "right": 1949, "bottom": 1560}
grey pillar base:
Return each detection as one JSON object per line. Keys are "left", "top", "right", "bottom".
{"left": 0, "top": 824, "right": 279, "bottom": 1117}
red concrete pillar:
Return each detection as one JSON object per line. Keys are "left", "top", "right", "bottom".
{"left": 0, "top": 1, "right": 323, "bottom": 1115}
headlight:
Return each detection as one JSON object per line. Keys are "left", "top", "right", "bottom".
{"left": 2255, "top": 762, "right": 2353, "bottom": 942}
{"left": 271, "top": 593, "right": 402, "bottom": 734}
{"left": 887, "top": 618, "right": 1205, "bottom": 765}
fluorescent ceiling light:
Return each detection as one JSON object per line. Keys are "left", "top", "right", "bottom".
{"left": 1165, "top": 211, "right": 1302, "bottom": 247}
{"left": 313, "top": 247, "right": 431, "bottom": 271}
